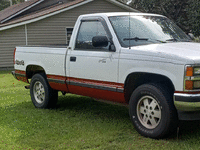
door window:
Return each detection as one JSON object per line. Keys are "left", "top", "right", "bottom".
{"left": 75, "top": 21, "right": 109, "bottom": 51}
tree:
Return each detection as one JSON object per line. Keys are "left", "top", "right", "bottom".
{"left": 119, "top": 0, "right": 200, "bottom": 36}
{"left": 187, "top": 0, "right": 200, "bottom": 37}
{"left": 0, "top": 0, "right": 10, "bottom": 11}
{"left": 13, "top": 0, "right": 26, "bottom": 4}
{"left": 10, "top": 0, "right": 26, "bottom": 5}
{"left": 0, "top": 0, "right": 25, "bottom": 11}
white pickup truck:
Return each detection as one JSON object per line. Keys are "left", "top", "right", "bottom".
{"left": 12, "top": 12, "right": 200, "bottom": 139}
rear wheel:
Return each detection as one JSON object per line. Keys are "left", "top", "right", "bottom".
{"left": 129, "top": 83, "right": 178, "bottom": 139}
{"left": 30, "top": 73, "right": 58, "bottom": 108}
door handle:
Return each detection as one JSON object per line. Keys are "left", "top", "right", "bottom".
{"left": 70, "top": 56, "right": 76, "bottom": 62}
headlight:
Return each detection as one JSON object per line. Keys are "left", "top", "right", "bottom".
{"left": 194, "top": 81, "right": 200, "bottom": 89}
{"left": 185, "top": 66, "right": 200, "bottom": 91}
{"left": 194, "top": 68, "right": 200, "bottom": 75}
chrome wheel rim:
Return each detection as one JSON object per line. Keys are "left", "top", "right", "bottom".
{"left": 137, "top": 96, "right": 161, "bottom": 129}
{"left": 33, "top": 81, "right": 45, "bottom": 104}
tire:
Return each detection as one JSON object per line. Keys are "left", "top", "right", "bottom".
{"left": 129, "top": 83, "right": 178, "bottom": 139}
{"left": 30, "top": 73, "right": 58, "bottom": 108}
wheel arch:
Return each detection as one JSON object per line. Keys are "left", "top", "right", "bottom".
{"left": 124, "top": 72, "right": 175, "bottom": 104}
{"left": 26, "top": 65, "right": 46, "bottom": 79}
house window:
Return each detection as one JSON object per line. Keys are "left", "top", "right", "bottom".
{"left": 66, "top": 28, "right": 73, "bottom": 45}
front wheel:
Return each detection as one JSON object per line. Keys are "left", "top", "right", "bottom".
{"left": 129, "top": 83, "right": 178, "bottom": 139}
{"left": 30, "top": 73, "right": 58, "bottom": 108}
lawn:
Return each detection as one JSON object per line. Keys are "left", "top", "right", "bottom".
{"left": 0, "top": 71, "right": 200, "bottom": 150}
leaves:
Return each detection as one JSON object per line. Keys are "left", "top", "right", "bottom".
{"left": 119, "top": 0, "right": 200, "bottom": 37}
{"left": 187, "top": 0, "right": 200, "bottom": 37}
{"left": 0, "top": 0, "right": 10, "bottom": 11}
{"left": 0, "top": 0, "right": 25, "bottom": 11}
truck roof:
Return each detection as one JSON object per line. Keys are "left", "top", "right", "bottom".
{"left": 80, "top": 12, "right": 165, "bottom": 18}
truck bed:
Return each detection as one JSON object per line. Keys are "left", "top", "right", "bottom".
{"left": 15, "top": 45, "right": 68, "bottom": 77}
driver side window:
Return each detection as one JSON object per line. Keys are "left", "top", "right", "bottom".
{"left": 75, "top": 21, "right": 109, "bottom": 51}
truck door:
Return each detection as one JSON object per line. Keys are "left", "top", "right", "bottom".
{"left": 67, "top": 17, "right": 123, "bottom": 102}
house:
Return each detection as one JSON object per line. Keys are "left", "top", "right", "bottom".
{"left": 0, "top": 0, "right": 138, "bottom": 69}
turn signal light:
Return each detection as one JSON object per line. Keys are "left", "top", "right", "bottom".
{"left": 185, "top": 80, "right": 193, "bottom": 90}
{"left": 186, "top": 67, "right": 193, "bottom": 77}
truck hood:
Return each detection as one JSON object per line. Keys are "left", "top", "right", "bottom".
{"left": 129, "top": 42, "right": 200, "bottom": 64}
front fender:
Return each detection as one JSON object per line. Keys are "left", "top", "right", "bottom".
{"left": 119, "top": 64, "right": 184, "bottom": 91}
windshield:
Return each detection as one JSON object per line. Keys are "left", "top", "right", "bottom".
{"left": 109, "top": 15, "right": 191, "bottom": 47}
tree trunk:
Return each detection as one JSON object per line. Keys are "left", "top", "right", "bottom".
{"left": 9, "top": 0, "right": 12, "bottom": 6}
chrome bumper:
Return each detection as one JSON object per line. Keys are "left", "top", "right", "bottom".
{"left": 174, "top": 93, "right": 200, "bottom": 111}
{"left": 174, "top": 93, "right": 200, "bottom": 120}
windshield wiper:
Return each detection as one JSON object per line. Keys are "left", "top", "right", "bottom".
{"left": 154, "top": 39, "right": 167, "bottom": 43}
{"left": 165, "top": 38, "right": 178, "bottom": 42}
{"left": 123, "top": 37, "right": 148, "bottom": 41}
{"left": 123, "top": 37, "right": 166, "bottom": 43}
{"left": 181, "top": 39, "right": 192, "bottom": 42}
{"left": 166, "top": 38, "right": 193, "bottom": 42}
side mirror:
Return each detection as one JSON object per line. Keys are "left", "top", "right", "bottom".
{"left": 92, "top": 36, "right": 108, "bottom": 47}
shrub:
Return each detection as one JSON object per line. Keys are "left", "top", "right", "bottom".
{"left": 121, "top": 0, "right": 200, "bottom": 37}
{"left": 187, "top": 0, "right": 200, "bottom": 37}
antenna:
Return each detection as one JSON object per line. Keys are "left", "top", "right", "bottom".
{"left": 127, "top": 0, "right": 132, "bottom": 49}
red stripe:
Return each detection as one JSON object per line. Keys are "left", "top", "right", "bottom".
{"left": 46, "top": 75, "right": 66, "bottom": 81}
{"left": 15, "top": 70, "right": 26, "bottom": 75}
{"left": 15, "top": 70, "right": 28, "bottom": 83}
{"left": 49, "top": 82, "right": 69, "bottom": 92}
{"left": 175, "top": 91, "right": 200, "bottom": 94}
{"left": 68, "top": 77, "right": 124, "bottom": 89}
{"left": 67, "top": 77, "right": 125, "bottom": 103}
{"left": 14, "top": 71, "right": 125, "bottom": 102}
{"left": 46, "top": 75, "right": 69, "bottom": 92}
{"left": 68, "top": 84, "right": 125, "bottom": 103}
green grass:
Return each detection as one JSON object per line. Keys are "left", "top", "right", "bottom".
{"left": 1, "top": 71, "right": 200, "bottom": 150}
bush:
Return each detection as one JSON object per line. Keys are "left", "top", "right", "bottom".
{"left": 122, "top": 0, "right": 200, "bottom": 37}
{"left": 187, "top": 0, "right": 200, "bottom": 37}
{"left": 0, "top": 0, "right": 9, "bottom": 11}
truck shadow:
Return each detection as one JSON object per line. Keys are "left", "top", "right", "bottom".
{"left": 57, "top": 94, "right": 200, "bottom": 140}
{"left": 56, "top": 94, "right": 130, "bottom": 121}
{"left": 176, "top": 120, "right": 200, "bottom": 139}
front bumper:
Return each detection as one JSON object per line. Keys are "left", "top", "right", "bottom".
{"left": 174, "top": 93, "right": 200, "bottom": 120}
